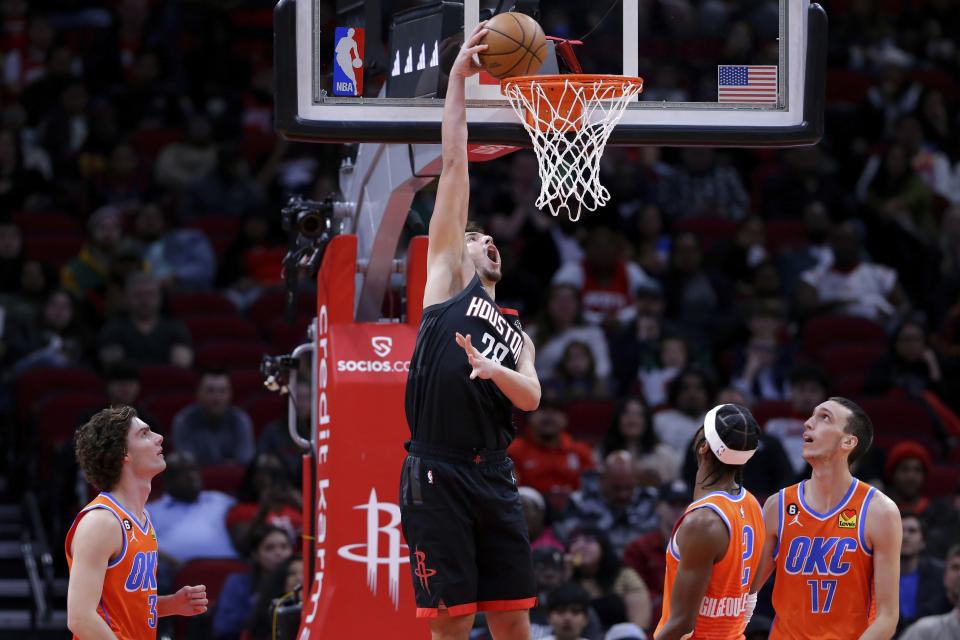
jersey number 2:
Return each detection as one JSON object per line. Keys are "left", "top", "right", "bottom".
{"left": 479, "top": 333, "right": 508, "bottom": 364}
{"left": 741, "top": 526, "right": 754, "bottom": 586}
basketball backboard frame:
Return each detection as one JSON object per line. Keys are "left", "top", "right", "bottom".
{"left": 274, "top": 0, "right": 826, "bottom": 147}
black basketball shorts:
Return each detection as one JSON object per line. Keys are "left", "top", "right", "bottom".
{"left": 399, "top": 441, "right": 537, "bottom": 618}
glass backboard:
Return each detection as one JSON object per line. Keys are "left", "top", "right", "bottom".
{"left": 274, "top": 0, "right": 826, "bottom": 147}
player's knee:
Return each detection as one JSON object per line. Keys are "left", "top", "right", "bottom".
{"left": 429, "top": 611, "right": 475, "bottom": 639}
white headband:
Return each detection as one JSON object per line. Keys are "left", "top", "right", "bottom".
{"left": 703, "top": 405, "right": 757, "bottom": 466}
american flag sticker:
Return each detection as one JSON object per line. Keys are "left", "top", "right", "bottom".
{"left": 717, "top": 65, "right": 778, "bottom": 103}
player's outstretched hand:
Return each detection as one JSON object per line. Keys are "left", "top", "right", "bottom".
{"left": 451, "top": 21, "right": 488, "bottom": 79}
{"left": 455, "top": 332, "right": 498, "bottom": 380}
{"left": 172, "top": 584, "right": 208, "bottom": 616}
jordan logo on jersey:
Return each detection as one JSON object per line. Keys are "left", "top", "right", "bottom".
{"left": 464, "top": 296, "right": 523, "bottom": 361}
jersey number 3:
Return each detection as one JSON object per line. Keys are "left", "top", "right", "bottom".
{"left": 479, "top": 333, "right": 508, "bottom": 364}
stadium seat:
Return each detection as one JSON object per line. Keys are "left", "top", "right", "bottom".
{"left": 34, "top": 391, "right": 109, "bottom": 452}
{"left": 820, "top": 343, "right": 886, "bottom": 381}
{"left": 672, "top": 216, "right": 737, "bottom": 253}
{"left": 826, "top": 69, "right": 873, "bottom": 105}
{"left": 187, "top": 216, "right": 241, "bottom": 255}
{"left": 801, "top": 315, "right": 887, "bottom": 359}
{"left": 168, "top": 291, "right": 238, "bottom": 317}
{"left": 854, "top": 396, "right": 935, "bottom": 438}
{"left": 248, "top": 290, "right": 316, "bottom": 333}
{"left": 751, "top": 400, "right": 793, "bottom": 428}
{"left": 184, "top": 315, "right": 260, "bottom": 348}
{"left": 141, "top": 391, "right": 197, "bottom": 435}
{"left": 924, "top": 465, "right": 960, "bottom": 498}
{"left": 24, "top": 232, "right": 85, "bottom": 269}
{"left": 244, "top": 393, "right": 286, "bottom": 440}
{"left": 13, "top": 210, "right": 82, "bottom": 235}
{"left": 139, "top": 365, "right": 199, "bottom": 398}
{"left": 267, "top": 315, "right": 312, "bottom": 352}
{"left": 832, "top": 372, "right": 867, "bottom": 398}
{"left": 173, "top": 558, "right": 250, "bottom": 639}
{"left": 16, "top": 366, "right": 103, "bottom": 424}
{"left": 764, "top": 219, "right": 805, "bottom": 257}
{"left": 229, "top": 369, "right": 267, "bottom": 400}
{"left": 196, "top": 341, "right": 273, "bottom": 371}
{"left": 201, "top": 464, "right": 246, "bottom": 496}
{"left": 873, "top": 433, "right": 939, "bottom": 458}
{"left": 565, "top": 399, "right": 615, "bottom": 443}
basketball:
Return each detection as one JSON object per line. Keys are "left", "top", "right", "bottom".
{"left": 478, "top": 12, "right": 547, "bottom": 79}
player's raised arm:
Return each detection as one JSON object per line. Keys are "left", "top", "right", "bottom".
{"left": 455, "top": 331, "right": 540, "bottom": 411}
{"left": 751, "top": 492, "right": 780, "bottom": 594}
{"left": 655, "top": 509, "right": 729, "bottom": 640}
{"left": 66, "top": 509, "right": 123, "bottom": 640}
{"left": 422, "top": 22, "right": 488, "bottom": 308}
{"left": 859, "top": 493, "right": 902, "bottom": 640}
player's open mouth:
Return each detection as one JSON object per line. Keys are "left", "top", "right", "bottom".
{"left": 486, "top": 246, "right": 499, "bottom": 264}
{"left": 802, "top": 434, "right": 813, "bottom": 443}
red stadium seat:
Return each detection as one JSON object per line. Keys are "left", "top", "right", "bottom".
{"left": 751, "top": 400, "right": 793, "bottom": 428}
{"left": 184, "top": 315, "right": 259, "bottom": 348}
{"left": 820, "top": 343, "right": 886, "bottom": 380}
{"left": 13, "top": 210, "right": 82, "bottom": 235}
{"left": 16, "top": 366, "right": 103, "bottom": 423}
{"left": 801, "top": 315, "right": 887, "bottom": 359}
{"left": 139, "top": 365, "right": 199, "bottom": 398}
{"left": 672, "top": 216, "right": 737, "bottom": 253}
{"left": 230, "top": 369, "right": 268, "bottom": 400}
{"left": 172, "top": 558, "right": 250, "bottom": 638}
{"left": 854, "top": 396, "right": 935, "bottom": 437}
{"left": 764, "top": 219, "right": 805, "bottom": 257}
{"left": 201, "top": 464, "right": 246, "bottom": 496}
{"left": 267, "top": 315, "right": 312, "bottom": 352}
{"left": 873, "top": 433, "right": 939, "bottom": 458}
{"left": 187, "top": 216, "right": 241, "bottom": 255}
{"left": 141, "top": 391, "right": 196, "bottom": 436}
{"left": 34, "top": 391, "right": 109, "bottom": 452}
{"left": 248, "top": 290, "right": 316, "bottom": 333}
{"left": 832, "top": 372, "right": 867, "bottom": 398}
{"left": 244, "top": 393, "right": 286, "bottom": 440}
{"left": 168, "top": 291, "right": 238, "bottom": 317}
{"left": 565, "top": 399, "right": 615, "bottom": 442}
{"left": 196, "top": 341, "right": 273, "bottom": 371}
{"left": 24, "top": 232, "right": 85, "bottom": 269}
{"left": 924, "top": 465, "right": 960, "bottom": 498}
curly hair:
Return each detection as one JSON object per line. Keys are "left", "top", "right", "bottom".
{"left": 75, "top": 406, "right": 137, "bottom": 492}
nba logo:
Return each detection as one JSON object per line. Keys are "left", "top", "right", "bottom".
{"left": 333, "top": 27, "right": 364, "bottom": 96}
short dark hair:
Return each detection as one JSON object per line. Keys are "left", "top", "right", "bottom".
{"left": 900, "top": 511, "right": 926, "bottom": 539}
{"left": 465, "top": 220, "right": 485, "bottom": 235}
{"left": 199, "top": 368, "right": 230, "bottom": 382}
{"left": 545, "top": 582, "right": 591, "bottom": 613}
{"left": 946, "top": 544, "right": 960, "bottom": 564}
{"left": 829, "top": 396, "right": 873, "bottom": 465}
{"left": 75, "top": 406, "right": 136, "bottom": 491}
{"left": 667, "top": 367, "right": 715, "bottom": 407}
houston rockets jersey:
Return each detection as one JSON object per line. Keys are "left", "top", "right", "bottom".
{"left": 405, "top": 274, "right": 525, "bottom": 451}
{"left": 769, "top": 479, "right": 878, "bottom": 640}
{"left": 656, "top": 486, "right": 764, "bottom": 640}
{"left": 65, "top": 492, "right": 159, "bottom": 640}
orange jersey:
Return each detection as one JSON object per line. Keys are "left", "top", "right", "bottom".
{"left": 65, "top": 493, "right": 159, "bottom": 640}
{"left": 655, "top": 486, "right": 764, "bottom": 640}
{"left": 769, "top": 479, "right": 878, "bottom": 640}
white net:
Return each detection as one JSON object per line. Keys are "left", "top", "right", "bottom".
{"left": 503, "top": 75, "right": 643, "bottom": 221}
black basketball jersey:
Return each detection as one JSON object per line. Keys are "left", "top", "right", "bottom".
{"left": 405, "top": 275, "right": 525, "bottom": 451}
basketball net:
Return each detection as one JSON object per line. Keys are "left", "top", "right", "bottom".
{"left": 502, "top": 74, "right": 643, "bottom": 221}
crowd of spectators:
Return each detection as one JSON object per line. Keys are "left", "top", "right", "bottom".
{"left": 0, "top": 1, "right": 958, "bottom": 639}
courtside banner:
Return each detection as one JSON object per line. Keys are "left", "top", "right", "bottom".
{"left": 300, "top": 235, "right": 426, "bottom": 639}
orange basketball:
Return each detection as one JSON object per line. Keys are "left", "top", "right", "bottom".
{"left": 478, "top": 12, "right": 547, "bottom": 79}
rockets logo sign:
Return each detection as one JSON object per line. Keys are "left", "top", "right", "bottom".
{"left": 838, "top": 508, "right": 857, "bottom": 529}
